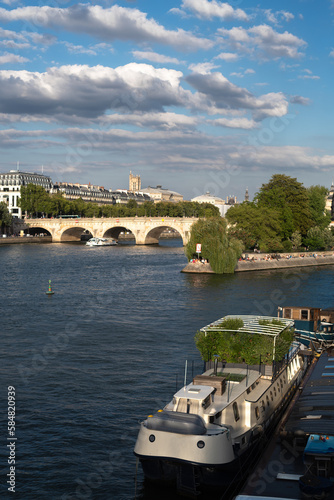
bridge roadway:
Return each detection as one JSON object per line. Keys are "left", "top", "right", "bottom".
{"left": 25, "top": 217, "right": 198, "bottom": 245}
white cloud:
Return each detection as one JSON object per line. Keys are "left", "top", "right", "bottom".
{"left": 215, "top": 52, "right": 239, "bottom": 62}
{"left": 188, "top": 62, "right": 219, "bottom": 74}
{"left": 218, "top": 24, "right": 306, "bottom": 60}
{"left": 172, "top": 0, "right": 249, "bottom": 21}
{"left": 212, "top": 117, "right": 257, "bottom": 129}
{"left": 62, "top": 42, "right": 98, "bottom": 56}
{"left": 0, "top": 63, "right": 191, "bottom": 118}
{"left": 264, "top": 9, "right": 294, "bottom": 25}
{"left": 290, "top": 95, "right": 311, "bottom": 105}
{"left": 298, "top": 70, "right": 320, "bottom": 80}
{"left": 0, "top": 5, "right": 213, "bottom": 51}
{"left": 186, "top": 71, "right": 288, "bottom": 120}
{"left": 0, "top": 52, "right": 29, "bottom": 64}
{"left": 132, "top": 51, "right": 182, "bottom": 65}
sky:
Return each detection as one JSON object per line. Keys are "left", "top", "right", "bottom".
{"left": 0, "top": 0, "right": 333, "bottom": 201}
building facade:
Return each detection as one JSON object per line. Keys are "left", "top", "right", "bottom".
{"left": 129, "top": 172, "right": 141, "bottom": 192}
{"left": 140, "top": 185, "right": 183, "bottom": 203}
{"left": 0, "top": 170, "right": 53, "bottom": 218}
{"left": 191, "top": 192, "right": 237, "bottom": 216}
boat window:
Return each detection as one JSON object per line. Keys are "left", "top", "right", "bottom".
{"left": 242, "top": 436, "right": 246, "bottom": 445}
{"left": 266, "top": 395, "right": 270, "bottom": 406}
{"left": 274, "top": 387, "right": 277, "bottom": 397}
{"left": 284, "top": 308, "right": 291, "bottom": 319}
{"left": 277, "top": 383, "right": 280, "bottom": 393}
{"left": 270, "top": 391, "right": 273, "bottom": 401}
{"left": 301, "top": 309, "right": 308, "bottom": 320}
{"left": 255, "top": 406, "right": 260, "bottom": 419}
{"left": 215, "top": 411, "right": 222, "bottom": 420}
{"left": 202, "top": 395, "right": 211, "bottom": 410}
{"left": 280, "top": 379, "right": 283, "bottom": 388}
{"left": 233, "top": 402, "right": 240, "bottom": 422}
{"left": 261, "top": 400, "right": 265, "bottom": 412}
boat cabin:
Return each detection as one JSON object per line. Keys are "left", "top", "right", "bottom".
{"left": 281, "top": 306, "right": 334, "bottom": 336}
{"left": 282, "top": 307, "right": 321, "bottom": 329}
{"left": 172, "top": 385, "right": 216, "bottom": 414}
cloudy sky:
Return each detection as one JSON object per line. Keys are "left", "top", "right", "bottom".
{"left": 0, "top": 0, "right": 333, "bottom": 200}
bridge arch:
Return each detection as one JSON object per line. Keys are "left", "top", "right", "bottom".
{"left": 59, "top": 226, "right": 94, "bottom": 242}
{"left": 24, "top": 226, "right": 51, "bottom": 237}
{"left": 143, "top": 225, "right": 183, "bottom": 245}
{"left": 103, "top": 226, "right": 135, "bottom": 242}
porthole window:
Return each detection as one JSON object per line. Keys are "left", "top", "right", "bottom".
{"left": 149, "top": 434, "right": 155, "bottom": 443}
{"left": 233, "top": 402, "right": 240, "bottom": 422}
{"left": 197, "top": 441, "right": 205, "bottom": 449}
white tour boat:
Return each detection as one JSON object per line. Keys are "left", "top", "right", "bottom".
{"left": 86, "top": 237, "right": 117, "bottom": 246}
{"left": 134, "top": 315, "right": 309, "bottom": 496}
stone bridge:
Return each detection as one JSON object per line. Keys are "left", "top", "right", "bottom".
{"left": 25, "top": 217, "right": 198, "bottom": 245}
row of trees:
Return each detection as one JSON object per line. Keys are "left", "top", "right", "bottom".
{"left": 19, "top": 184, "right": 220, "bottom": 219}
{"left": 226, "top": 175, "right": 333, "bottom": 252}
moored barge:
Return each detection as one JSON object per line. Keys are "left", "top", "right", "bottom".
{"left": 134, "top": 315, "right": 310, "bottom": 497}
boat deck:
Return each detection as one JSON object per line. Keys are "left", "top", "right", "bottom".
{"left": 238, "top": 349, "right": 334, "bottom": 499}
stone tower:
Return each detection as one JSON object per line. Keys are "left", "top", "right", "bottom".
{"left": 129, "top": 171, "right": 141, "bottom": 192}
{"left": 245, "top": 187, "right": 249, "bottom": 202}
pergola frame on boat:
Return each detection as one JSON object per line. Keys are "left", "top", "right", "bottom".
{"left": 200, "top": 315, "right": 295, "bottom": 361}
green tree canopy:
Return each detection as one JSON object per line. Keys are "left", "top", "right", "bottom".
{"left": 226, "top": 201, "right": 284, "bottom": 252}
{"left": 0, "top": 201, "right": 12, "bottom": 228}
{"left": 307, "top": 185, "right": 331, "bottom": 230}
{"left": 185, "top": 217, "right": 243, "bottom": 273}
{"left": 19, "top": 184, "right": 51, "bottom": 216}
{"left": 255, "top": 174, "right": 313, "bottom": 237}
{"left": 226, "top": 175, "right": 331, "bottom": 252}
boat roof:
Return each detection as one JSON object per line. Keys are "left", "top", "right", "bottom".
{"left": 200, "top": 315, "right": 294, "bottom": 337}
{"left": 174, "top": 385, "right": 214, "bottom": 401}
{"left": 284, "top": 351, "right": 334, "bottom": 436}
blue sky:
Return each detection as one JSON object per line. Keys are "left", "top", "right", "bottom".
{"left": 0, "top": 0, "right": 333, "bottom": 201}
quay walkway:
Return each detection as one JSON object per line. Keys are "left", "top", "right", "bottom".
{"left": 182, "top": 251, "right": 334, "bottom": 274}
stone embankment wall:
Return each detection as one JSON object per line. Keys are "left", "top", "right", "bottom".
{"left": 182, "top": 251, "right": 334, "bottom": 274}
{"left": 236, "top": 251, "right": 334, "bottom": 272}
{"left": 0, "top": 236, "right": 52, "bottom": 245}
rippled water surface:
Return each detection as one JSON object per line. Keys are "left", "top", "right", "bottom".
{"left": 1, "top": 241, "right": 334, "bottom": 499}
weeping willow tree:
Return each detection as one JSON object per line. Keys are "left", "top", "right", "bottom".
{"left": 185, "top": 217, "right": 243, "bottom": 273}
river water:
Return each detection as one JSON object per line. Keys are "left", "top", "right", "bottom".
{"left": 1, "top": 241, "right": 334, "bottom": 500}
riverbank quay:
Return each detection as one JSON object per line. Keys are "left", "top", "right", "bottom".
{"left": 236, "top": 251, "right": 334, "bottom": 272}
{"left": 0, "top": 235, "right": 52, "bottom": 245}
{"left": 181, "top": 261, "right": 215, "bottom": 273}
{"left": 182, "top": 251, "right": 334, "bottom": 273}
{"left": 236, "top": 348, "right": 334, "bottom": 500}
